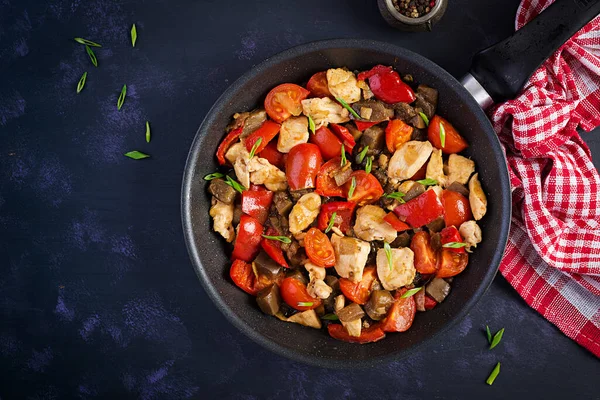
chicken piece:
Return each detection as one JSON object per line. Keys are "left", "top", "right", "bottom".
{"left": 225, "top": 142, "right": 249, "bottom": 165}
{"left": 301, "top": 97, "right": 350, "bottom": 129}
{"left": 353, "top": 205, "right": 397, "bottom": 243}
{"left": 331, "top": 234, "right": 370, "bottom": 283}
{"left": 334, "top": 294, "right": 345, "bottom": 312}
{"left": 233, "top": 157, "right": 251, "bottom": 189}
{"left": 357, "top": 80, "right": 374, "bottom": 100}
{"left": 378, "top": 154, "right": 389, "bottom": 170}
{"left": 286, "top": 309, "right": 322, "bottom": 329}
{"left": 426, "top": 148, "right": 447, "bottom": 187}
{"left": 246, "top": 157, "right": 288, "bottom": 191}
{"left": 326, "top": 68, "right": 362, "bottom": 104}
{"left": 468, "top": 173, "right": 487, "bottom": 220}
{"left": 305, "top": 262, "right": 326, "bottom": 281}
{"left": 459, "top": 220, "right": 482, "bottom": 252}
{"left": 376, "top": 247, "right": 416, "bottom": 291}
{"left": 387, "top": 140, "right": 433, "bottom": 180}
{"left": 209, "top": 197, "right": 235, "bottom": 242}
{"left": 277, "top": 116, "right": 309, "bottom": 153}
{"left": 447, "top": 154, "right": 475, "bottom": 185}
{"left": 307, "top": 279, "right": 333, "bottom": 300}
{"left": 289, "top": 193, "right": 321, "bottom": 234}
{"left": 344, "top": 318, "right": 362, "bottom": 337}
{"left": 360, "top": 107, "right": 373, "bottom": 120}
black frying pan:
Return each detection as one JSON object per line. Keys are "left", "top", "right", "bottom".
{"left": 182, "top": 0, "right": 600, "bottom": 368}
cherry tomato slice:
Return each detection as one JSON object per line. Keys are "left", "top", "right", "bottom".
{"left": 441, "top": 190, "right": 472, "bottom": 228}
{"left": 440, "top": 226, "right": 466, "bottom": 254}
{"left": 286, "top": 143, "right": 322, "bottom": 190}
{"left": 344, "top": 170, "right": 384, "bottom": 205}
{"left": 330, "top": 123, "right": 356, "bottom": 153}
{"left": 327, "top": 324, "right": 386, "bottom": 344}
{"left": 230, "top": 259, "right": 259, "bottom": 295}
{"left": 315, "top": 157, "right": 345, "bottom": 197}
{"left": 216, "top": 126, "right": 243, "bottom": 165}
{"left": 244, "top": 120, "right": 281, "bottom": 154}
{"left": 428, "top": 115, "right": 468, "bottom": 154}
{"left": 258, "top": 140, "right": 285, "bottom": 169}
{"left": 436, "top": 249, "right": 469, "bottom": 278}
{"left": 317, "top": 201, "right": 356, "bottom": 234}
{"left": 306, "top": 71, "right": 332, "bottom": 98}
{"left": 304, "top": 227, "right": 336, "bottom": 267}
{"left": 410, "top": 231, "right": 438, "bottom": 274}
{"left": 354, "top": 120, "right": 379, "bottom": 132}
{"left": 383, "top": 212, "right": 411, "bottom": 232}
{"left": 385, "top": 119, "right": 413, "bottom": 153}
{"left": 231, "top": 214, "right": 264, "bottom": 262}
{"left": 279, "top": 277, "right": 321, "bottom": 311}
{"left": 393, "top": 189, "right": 444, "bottom": 228}
{"left": 339, "top": 266, "right": 377, "bottom": 305}
{"left": 264, "top": 83, "right": 310, "bottom": 124}
{"left": 309, "top": 126, "right": 344, "bottom": 160}
{"left": 241, "top": 186, "right": 273, "bottom": 224}
{"left": 380, "top": 289, "right": 416, "bottom": 333}
{"left": 261, "top": 227, "right": 289, "bottom": 268}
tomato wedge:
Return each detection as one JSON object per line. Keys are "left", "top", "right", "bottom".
{"left": 231, "top": 214, "right": 264, "bottom": 262}
{"left": 339, "top": 266, "right": 377, "bottom": 305}
{"left": 410, "top": 231, "right": 438, "bottom": 274}
{"left": 244, "top": 120, "right": 281, "bottom": 154}
{"left": 258, "top": 140, "right": 285, "bottom": 169}
{"left": 327, "top": 324, "right": 386, "bottom": 344}
{"left": 264, "top": 83, "right": 310, "bottom": 123}
{"left": 241, "top": 186, "right": 273, "bottom": 224}
{"left": 436, "top": 249, "right": 468, "bottom": 278}
{"left": 440, "top": 226, "right": 466, "bottom": 254}
{"left": 354, "top": 120, "right": 379, "bottom": 132}
{"left": 216, "top": 126, "right": 243, "bottom": 165}
{"left": 230, "top": 259, "right": 259, "bottom": 295}
{"left": 315, "top": 157, "right": 345, "bottom": 197}
{"left": 286, "top": 143, "right": 322, "bottom": 190}
{"left": 393, "top": 189, "right": 444, "bottom": 228}
{"left": 428, "top": 115, "right": 468, "bottom": 154}
{"left": 383, "top": 212, "right": 411, "bottom": 232}
{"left": 380, "top": 289, "right": 416, "bottom": 332}
{"left": 304, "top": 227, "right": 336, "bottom": 267}
{"left": 344, "top": 170, "right": 384, "bottom": 205}
{"left": 306, "top": 71, "right": 332, "bottom": 98}
{"left": 309, "top": 126, "right": 344, "bottom": 160}
{"left": 261, "top": 227, "right": 289, "bottom": 268}
{"left": 280, "top": 277, "right": 321, "bottom": 311}
{"left": 385, "top": 119, "right": 413, "bottom": 153}
{"left": 317, "top": 201, "right": 356, "bottom": 234}
{"left": 330, "top": 123, "right": 356, "bottom": 153}
{"left": 441, "top": 190, "right": 472, "bottom": 228}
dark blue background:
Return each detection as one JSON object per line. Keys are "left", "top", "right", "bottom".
{"left": 1, "top": 0, "right": 599, "bottom": 398}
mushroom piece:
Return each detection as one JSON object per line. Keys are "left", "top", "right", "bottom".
{"left": 208, "top": 178, "right": 238, "bottom": 204}
{"left": 376, "top": 247, "right": 416, "bottom": 291}
{"left": 387, "top": 140, "right": 434, "bottom": 180}
{"left": 468, "top": 173, "right": 487, "bottom": 220}
{"left": 289, "top": 193, "right": 321, "bottom": 234}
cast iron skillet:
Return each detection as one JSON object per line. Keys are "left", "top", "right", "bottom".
{"left": 182, "top": 0, "right": 600, "bottom": 368}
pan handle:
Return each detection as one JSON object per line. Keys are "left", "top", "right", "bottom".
{"left": 466, "top": 0, "right": 600, "bottom": 107}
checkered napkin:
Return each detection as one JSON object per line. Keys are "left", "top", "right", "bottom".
{"left": 488, "top": 0, "right": 600, "bottom": 356}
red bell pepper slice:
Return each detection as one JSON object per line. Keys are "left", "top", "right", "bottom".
{"left": 330, "top": 123, "right": 356, "bottom": 153}
{"left": 424, "top": 295, "right": 437, "bottom": 310}
{"left": 244, "top": 120, "right": 281, "bottom": 154}
{"left": 357, "top": 65, "right": 416, "bottom": 104}
{"left": 383, "top": 212, "right": 411, "bottom": 232}
{"left": 327, "top": 324, "right": 386, "bottom": 344}
{"left": 393, "top": 189, "right": 444, "bottom": 228}
{"left": 354, "top": 120, "right": 379, "bottom": 132}
{"left": 241, "top": 186, "right": 273, "bottom": 224}
{"left": 260, "top": 227, "right": 289, "bottom": 268}
{"left": 216, "top": 126, "right": 243, "bottom": 165}
{"left": 315, "top": 157, "right": 345, "bottom": 197}
{"left": 231, "top": 214, "right": 264, "bottom": 262}
{"left": 440, "top": 226, "right": 466, "bottom": 254}
{"left": 316, "top": 201, "right": 356, "bottom": 234}
{"left": 229, "top": 259, "right": 259, "bottom": 295}
{"left": 258, "top": 140, "right": 285, "bottom": 169}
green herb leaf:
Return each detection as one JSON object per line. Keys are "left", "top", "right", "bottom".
{"left": 124, "top": 151, "right": 150, "bottom": 160}
{"left": 145, "top": 121, "right": 151, "bottom": 143}
{"left": 76, "top": 72, "right": 87, "bottom": 94}
{"left": 486, "top": 325, "right": 492, "bottom": 344}
{"left": 131, "top": 24, "right": 137, "bottom": 47}
{"left": 486, "top": 362, "right": 501, "bottom": 385}
{"left": 400, "top": 287, "right": 422, "bottom": 298}
{"left": 249, "top": 137, "right": 262, "bottom": 159}
{"left": 85, "top": 45, "right": 98, "bottom": 67}
{"left": 74, "top": 38, "right": 102, "bottom": 47}
{"left": 297, "top": 302, "right": 313, "bottom": 307}
{"left": 203, "top": 172, "right": 225, "bottom": 181}
{"left": 384, "top": 242, "right": 393, "bottom": 271}
{"left": 385, "top": 191, "right": 406, "bottom": 203}
{"left": 443, "top": 242, "right": 468, "bottom": 249}
{"left": 416, "top": 178, "right": 438, "bottom": 186}
{"left": 262, "top": 235, "right": 292, "bottom": 244}
{"left": 347, "top": 176, "right": 356, "bottom": 199}
{"left": 336, "top": 97, "right": 361, "bottom": 120}
{"left": 489, "top": 328, "right": 505, "bottom": 350}
{"left": 325, "top": 212, "right": 337, "bottom": 233}
{"left": 419, "top": 112, "right": 429, "bottom": 126}
{"left": 308, "top": 115, "right": 316, "bottom": 134}
{"left": 320, "top": 313, "right": 339, "bottom": 321}
{"left": 439, "top": 121, "right": 446, "bottom": 148}
{"left": 117, "top": 85, "right": 127, "bottom": 111}
{"left": 340, "top": 145, "right": 346, "bottom": 167}
{"left": 358, "top": 146, "right": 369, "bottom": 163}
{"left": 365, "top": 156, "right": 373, "bottom": 174}
{"left": 225, "top": 175, "right": 246, "bottom": 193}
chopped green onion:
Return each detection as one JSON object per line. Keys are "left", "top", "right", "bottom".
{"left": 131, "top": 24, "right": 137, "bottom": 47}
{"left": 74, "top": 38, "right": 101, "bottom": 47}
{"left": 358, "top": 146, "right": 369, "bottom": 163}
{"left": 489, "top": 328, "right": 505, "bottom": 350}
{"left": 262, "top": 235, "right": 292, "bottom": 244}
{"left": 486, "top": 362, "right": 501, "bottom": 385}
{"left": 419, "top": 112, "right": 429, "bottom": 126}
{"left": 85, "top": 45, "right": 98, "bottom": 67}
{"left": 76, "top": 72, "right": 87, "bottom": 94}
{"left": 384, "top": 242, "right": 393, "bottom": 271}
{"left": 486, "top": 325, "right": 492, "bottom": 344}
{"left": 225, "top": 175, "right": 246, "bottom": 193}
{"left": 347, "top": 177, "right": 356, "bottom": 199}
{"left": 400, "top": 287, "right": 422, "bottom": 298}
{"left": 308, "top": 115, "right": 316, "bottom": 134}
{"left": 325, "top": 212, "right": 337, "bottom": 233}
{"left": 124, "top": 151, "right": 150, "bottom": 160}
{"left": 336, "top": 96, "right": 361, "bottom": 120}
{"left": 321, "top": 313, "right": 339, "bottom": 321}
{"left": 365, "top": 156, "right": 373, "bottom": 173}
{"left": 203, "top": 172, "right": 225, "bottom": 181}
{"left": 249, "top": 137, "right": 262, "bottom": 158}
{"left": 145, "top": 121, "right": 151, "bottom": 143}
{"left": 439, "top": 121, "right": 446, "bottom": 148}
{"left": 416, "top": 178, "right": 438, "bottom": 186}
{"left": 117, "top": 85, "right": 127, "bottom": 110}
{"left": 385, "top": 191, "right": 406, "bottom": 203}
{"left": 340, "top": 145, "right": 346, "bottom": 167}
{"left": 297, "top": 302, "right": 313, "bottom": 307}
{"left": 443, "top": 242, "right": 468, "bottom": 249}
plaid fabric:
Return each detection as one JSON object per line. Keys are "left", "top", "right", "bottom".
{"left": 489, "top": 0, "right": 600, "bottom": 356}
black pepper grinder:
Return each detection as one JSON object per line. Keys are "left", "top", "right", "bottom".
{"left": 378, "top": 0, "right": 448, "bottom": 32}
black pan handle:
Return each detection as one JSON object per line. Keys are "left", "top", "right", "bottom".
{"left": 469, "top": 0, "right": 600, "bottom": 104}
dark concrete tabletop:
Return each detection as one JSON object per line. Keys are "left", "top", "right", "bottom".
{"left": 1, "top": 0, "right": 599, "bottom": 398}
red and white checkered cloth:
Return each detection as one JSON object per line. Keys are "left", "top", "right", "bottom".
{"left": 489, "top": 0, "right": 600, "bottom": 356}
